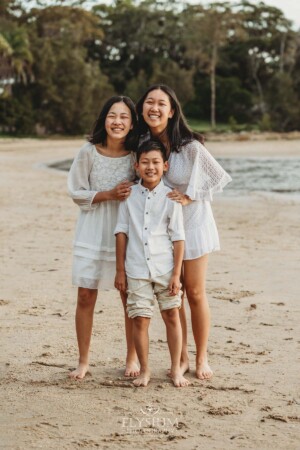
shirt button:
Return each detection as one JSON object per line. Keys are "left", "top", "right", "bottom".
{"left": 145, "top": 243, "right": 147, "bottom": 245}
{"left": 146, "top": 212, "right": 148, "bottom": 214}
{"left": 145, "top": 227, "right": 147, "bottom": 230}
{"left": 147, "top": 258, "right": 150, "bottom": 260}
{"left": 148, "top": 197, "right": 150, "bottom": 199}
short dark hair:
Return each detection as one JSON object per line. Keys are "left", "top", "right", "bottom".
{"left": 88, "top": 96, "right": 138, "bottom": 151}
{"left": 136, "top": 139, "right": 167, "bottom": 162}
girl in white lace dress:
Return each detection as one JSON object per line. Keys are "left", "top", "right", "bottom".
{"left": 68, "top": 96, "right": 139, "bottom": 379}
{"left": 136, "top": 85, "right": 232, "bottom": 380}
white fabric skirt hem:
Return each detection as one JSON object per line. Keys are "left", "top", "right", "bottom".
{"left": 72, "top": 255, "right": 116, "bottom": 290}
{"left": 183, "top": 245, "right": 220, "bottom": 261}
{"left": 183, "top": 220, "right": 220, "bottom": 260}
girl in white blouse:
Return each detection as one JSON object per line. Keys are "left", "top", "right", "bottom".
{"left": 68, "top": 96, "right": 139, "bottom": 379}
{"left": 136, "top": 85, "right": 232, "bottom": 380}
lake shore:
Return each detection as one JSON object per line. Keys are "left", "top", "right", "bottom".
{"left": 1, "top": 139, "right": 299, "bottom": 449}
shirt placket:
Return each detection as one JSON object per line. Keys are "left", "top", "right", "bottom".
{"left": 143, "top": 188, "right": 153, "bottom": 277}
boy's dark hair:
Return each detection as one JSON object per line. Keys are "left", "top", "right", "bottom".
{"left": 136, "top": 84, "right": 204, "bottom": 153}
{"left": 136, "top": 139, "right": 167, "bottom": 162}
{"left": 88, "top": 96, "right": 138, "bottom": 151}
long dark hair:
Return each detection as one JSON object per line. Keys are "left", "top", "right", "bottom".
{"left": 88, "top": 96, "right": 138, "bottom": 151}
{"left": 136, "top": 84, "right": 204, "bottom": 152}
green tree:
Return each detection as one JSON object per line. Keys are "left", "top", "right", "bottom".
{"left": 26, "top": 5, "right": 114, "bottom": 133}
{"left": 239, "top": 1, "right": 293, "bottom": 117}
{"left": 181, "top": 2, "right": 244, "bottom": 128}
{"left": 94, "top": 0, "right": 190, "bottom": 95}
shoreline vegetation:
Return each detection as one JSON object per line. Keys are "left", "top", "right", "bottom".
{"left": 1, "top": 1, "right": 300, "bottom": 136}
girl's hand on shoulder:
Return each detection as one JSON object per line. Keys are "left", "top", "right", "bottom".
{"left": 111, "top": 180, "right": 133, "bottom": 201}
{"left": 167, "top": 189, "right": 192, "bottom": 206}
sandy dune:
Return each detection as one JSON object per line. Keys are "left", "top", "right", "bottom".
{"left": 0, "top": 138, "right": 299, "bottom": 449}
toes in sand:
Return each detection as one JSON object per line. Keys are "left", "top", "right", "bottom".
{"left": 69, "top": 363, "right": 89, "bottom": 380}
{"left": 196, "top": 361, "right": 213, "bottom": 380}
{"left": 124, "top": 361, "right": 140, "bottom": 377}
{"left": 171, "top": 370, "right": 190, "bottom": 387}
{"left": 133, "top": 370, "right": 151, "bottom": 387}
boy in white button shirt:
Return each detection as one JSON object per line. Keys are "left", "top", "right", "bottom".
{"left": 114, "top": 140, "right": 189, "bottom": 387}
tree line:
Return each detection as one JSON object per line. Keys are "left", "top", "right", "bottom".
{"left": 0, "top": 0, "right": 299, "bottom": 135}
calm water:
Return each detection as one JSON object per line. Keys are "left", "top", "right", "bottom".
{"left": 53, "top": 157, "right": 300, "bottom": 196}
{"left": 218, "top": 157, "right": 300, "bottom": 196}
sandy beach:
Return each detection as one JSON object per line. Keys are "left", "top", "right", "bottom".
{"left": 1, "top": 138, "right": 299, "bottom": 449}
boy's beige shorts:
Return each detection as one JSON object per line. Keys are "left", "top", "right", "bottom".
{"left": 126, "top": 270, "right": 182, "bottom": 319}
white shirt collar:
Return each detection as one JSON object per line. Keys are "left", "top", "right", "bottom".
{"left": 138, "top": 178, "right": 165, "bottom": 196}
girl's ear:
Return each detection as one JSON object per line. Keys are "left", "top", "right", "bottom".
{"left": 134, "top": 161, "right": 139, "bottom": 170}
{"left": 168, "top": 109, "right": 174, "bottom": 119}
{"left": 163, "top": 161, "right": 169, "bottom": 172}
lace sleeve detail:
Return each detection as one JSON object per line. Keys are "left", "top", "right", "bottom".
{"left": 67, "top": 143, "right": 98, "bottom": 211}
{"left": 184, "top": 141, "right": 232, "bottom": 201}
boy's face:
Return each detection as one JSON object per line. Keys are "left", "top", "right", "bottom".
{"left": 136, "top": 150, "right": 168, "bottom": 189}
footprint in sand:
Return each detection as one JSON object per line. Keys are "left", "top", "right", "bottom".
{"left": 210, "top": 288, "right": 257, "bottom": 304}
{"left": 207, "top": 406, "right": 241, "bottom": 416}
{"left": 0, "top": 300, "right": 9, "bottom": 305}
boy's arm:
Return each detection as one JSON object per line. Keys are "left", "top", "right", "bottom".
{"left": 167, "top": 199, "right": 185, "bottom": 296}
{"left": 114, "top": 200, "right": 129, "bottom": 293}
{"left": 169, "top": 240, "right": 184, "bottom": 296}
{"left": 115, "top": 233, "right": 127, "bottom": 293}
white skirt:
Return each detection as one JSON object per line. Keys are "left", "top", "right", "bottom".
{"left": 183, "top": 200, "right": 220, "bottom": 260}
{"left": 72, "top": 254, "right": 116, "bottom": 290}
{"left": 72, "top": 201, "right": 120, "bottom": 290}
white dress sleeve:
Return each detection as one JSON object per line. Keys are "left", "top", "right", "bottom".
{"left": 184, "top": 141, "right": 232, "bottom": 201}
{"left": 67, "top": 143, "right": 98, "bottom": 211}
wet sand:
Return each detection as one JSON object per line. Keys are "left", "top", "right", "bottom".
{"left": 0, "top": 138, "right": 299, "bottom": 449}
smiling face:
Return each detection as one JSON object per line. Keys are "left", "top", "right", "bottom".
{"left": 142, "top": 89, "right": 174, "bottom": 135}
{"left": 105, "top": 101, "right": 133, "bottom": 141}
{"left": 136, "top": 149, "right": 168, "bottom": 190}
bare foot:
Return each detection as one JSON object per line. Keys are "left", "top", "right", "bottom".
{"left": 167, "top": 358, "right": 189, "bottom": 377}
{"left": 196, "top": 359, "right": 213, "bottom": 380}
{"left": 69, "top": 363, "right": 89, "bottom": 380}
{"left": 170, "top": 369, "right": 190, "bottom": 387}
{"left": 124, "top": 361, "right": 140, "bottom": 377}
{"left": 133, "top": 369, "right": 151, "bottom": 387}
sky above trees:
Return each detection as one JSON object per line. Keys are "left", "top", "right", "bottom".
{"left": 21, "top": 1, "right": 300, "bottom": 29}
{"left": 189, "top": 1, "right": 300, "bottom": 29}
